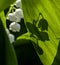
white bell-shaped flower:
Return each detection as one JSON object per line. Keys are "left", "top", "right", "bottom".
{"left": 13, "top": 12, "right": 21, "bottom": 22}
{"left": 15, "top": 0, "right": 22, "bottom": 8}
{"left": 9, "top": 22, "right": 21, "bottom": 32}
{"left": 8, "top": 34, "right": 15, "bottom": 43}
{"left": 15, "top": 9, "right": 24, "bottom": 19}
{"left": 7, "top": 13, "right": 16, "bottom": 21}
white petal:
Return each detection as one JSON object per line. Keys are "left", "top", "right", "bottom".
{"left": 8, "top": 34, "right": 15, "bottom": 43}
{"left": 7, "top": 13, "right": 16, "bottom": 21}
{"left": 15, "top": 9, "right": 24, "bottom": 18}
{"left": 9, "top": 22, "right": 21, "bottom": 32}
{"left": 15, "top": 0, "right": 22, "bottom": 8}
{"left": 16, "top": 17, "right": 21, "bottom": 22}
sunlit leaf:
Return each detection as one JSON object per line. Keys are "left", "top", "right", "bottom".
{"left": 21, "top": 0, "right": 60, "bottom": 65}
{"left": 0, "top": 11, "right": 6, "bottom": 28}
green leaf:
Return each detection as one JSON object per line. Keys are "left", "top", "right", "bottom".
{"left": 14, "top": 33, "right": 43, "bottom": 65}
{"left": 52, "top": 41, "right": 60, "bottom": 65}
{"left": 0, "top": 0, "right": 16, "bottom": 12}
{"left": 14, "top": 32, "right": 31, "bottom": 46}
{"left": 21, "top": 0, "right": 60, "bottom": 65}
{"left": 0, "top": 14, "right": 18, "bottom": 65}
{"left": 0, "top": 11, "right": 6, "bottom": 28}
{"left": 15, "top": 32, "right": 44, "bottom": 55}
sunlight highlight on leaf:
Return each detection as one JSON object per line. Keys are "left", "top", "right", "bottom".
{"left": 21, "top": 0, "right": 60, "bottom": 65}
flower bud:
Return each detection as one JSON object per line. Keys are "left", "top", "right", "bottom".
{"left": 15, "top": 0, "right": 22, "bottom": 8}
{"left": 8, "top": 34, "right": 15, "bottom": 43}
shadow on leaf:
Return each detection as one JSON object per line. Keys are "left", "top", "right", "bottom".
{"left": 37, "top": 32, "right": 49, "bottom": 41}
{"left": 26, "top": 22, "right": 49, "bottom": 42}
{"left": 38, "top": 18, "right": 48, "bottom": 31}
{"left": 33, "top": 42, "right": 43, "bottom": 55}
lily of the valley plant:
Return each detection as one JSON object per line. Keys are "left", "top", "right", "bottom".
{"left": 0, "top": 0, "right": 60, "bottom": 65}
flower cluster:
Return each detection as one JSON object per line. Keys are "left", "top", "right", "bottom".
{"left": 7, "top": 0, "right": 23, "bottom": 32}
{"left": 6, "top": 0, "right": 24, "bottom": 43}
{"left": 7, "top": 8, "right": 23, "bottom": 23}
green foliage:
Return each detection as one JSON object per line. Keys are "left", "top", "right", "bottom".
{"left": 0, "top": 12, "right": 18, "bottom": 65}
{"left": 14, "top": 38, "right": 43, "bottom": 65}
{"left": 0, "top": 0, "right": 60, "bottom": 65}
{"left": 0, "top": 11, "right": 6, "bottom": 28}
{"left": 20, "top": 0, "right": 60, "bottom": 65}
{"left": 0, "top": 0, "right": 16, "bottom": 12}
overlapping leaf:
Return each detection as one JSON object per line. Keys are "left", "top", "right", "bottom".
{"left": 0, "top": 12, "right": 18, "bottom": 65}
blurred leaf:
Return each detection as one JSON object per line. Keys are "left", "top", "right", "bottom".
{"left": 0, "top": 13, "right": 18, "bottom": 65}
{"left": 14, "top": 34, "right": 43, "bottom": 65}
{"left": 21, "top": 0, "right": 60, "bottom": 65}
{"left": 0, "top": 11, "right": 6, "bottom": 28}
{"left": 15, "top": 32, "right": 43, "bottom": 65}
{"left": 0, "top": 0, "right": 16, "bottom": 12}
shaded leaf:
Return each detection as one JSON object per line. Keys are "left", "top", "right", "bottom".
{"left": 14, "top": 38, "right": 43, "bottom": 65}
{"left": 14, "top": 32, "right": 43, "bottom": 65}
{"left": 33, "top": 43, "right": 43, "bottom": 55}
{"left": 0, "top": 13, "right": 18, "bottom": 65}
{"left": 52, "top": 41, "right": 60, "bottom": 65}
{"left": 0, "top": 0, "right": 16, "bottom": 12}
